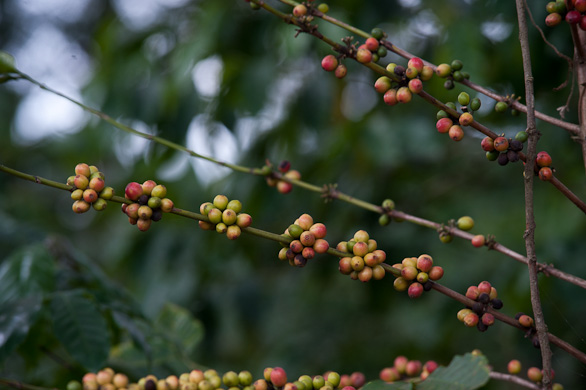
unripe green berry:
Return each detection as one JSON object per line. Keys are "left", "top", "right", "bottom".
{"left": 226, "top": 199, "right": 242, "bottom": 213}
{"left": 223, "top": 372, "right": 239, "bottom": 388}
{"left": 222, "top": 209, "right": 237, "bottom": 225}
{"left": 515, "top": 131, "right": 529, "bottom": 142}
{"left": 371, "top": 27, "right": 384, "bottom": 40}
{"left": 151, "top": 184, "right": 167, "bottom": 198}
{"left": 99, "top": 186, "right": 114, "bottom": 200}
{"left": 354, "top": 229, "right": 370, "bottom": 242}
{"left": 71, "top": 189, "right": 84, "bottom": 200}
{"left": 352, "top": 241, "right": 369, "bottom": 257}
{"left": 288, "top": 224, "right": 304, "bottom": 238}
{"left": 457, "top": 216, "right": 474, "bottom": 230}
{"left": 470, "top": 97, "right": 481, "bottom": 111}
{"left": 213, "top": 194, "right": 228, "bottom": 210}
{"left": 93, "top": 198, "right": 108, "bottom": 211}
{"left": 317, "top": 3, "right": 329, "bottom": 13}
{"left": 393, "top": 277, "right": 409, "bottom": 292}
{"left": 142, "top": 180, "right": 157, "bottom": 195}
{"left": 379, "top": 214, "right": 390, "bottom": 226}
{"left": 452, "top": 71, "right": 464, "bottom": 81}
{"left": 207, "top": 208, "right": 222, "bottom": 224}
{"left": 436, "top": 63, "right": 452, "bottom": 78}
{"left": 494, "top": 101, "right": 508, "bottom": 113}
{"left": 458, "top": 92, "right": 470, "bottom": 106}
{"left": 200, "top": 202, "right": 213, "bottom": 215}
{"left": 138, "top": 205, "right": 153, "bottom": 219}
{"left": 74, "top": 174, "right": 89, "bottom": 190}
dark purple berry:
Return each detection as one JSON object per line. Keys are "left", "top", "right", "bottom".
{"left": 472, "top": 302, "right": 484, "bottom": 314}
{"left": 145, "top": 380, "right": 156, "bottom": 390}
{"left": 491, "top": 298, "right": 503, "bottom": 310}
{"left": 509, "top": 139, "right": 523, "bottom": 151}
{"left": 394, "top": 65, "right": 405, "bottom": 76}
{"left": 423, "top": 281, "right": 433, "bottom": 291}
{"left": 515, "top": 312, "right": 524, "bottom": 320}
{"left": 477, "top": 321, "right": 488, "bottom": 332}
{"left": 151, "top": 208, "right": 163, "bottom": 222}
{"left": 294, "top": 254, "right": 307, "bottom": 267}
{"left": 478, "top": 293, "right": 490, "bottom": 304}
{"left": 138, "top": 194, "right": 149, "bottom": 205}
{"left": 507, "top": 150, "right": 520, "bottom": 163}
{"left": 278, "top": 160, "right": 291, "bottom": 173}
{"left": 497, "top": 153, "right": 509, "bottom": 166}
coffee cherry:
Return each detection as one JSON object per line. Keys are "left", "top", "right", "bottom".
{"left": 222, "top": 209, "right": 237, "bottom": 225}
{"left": 151, "top": 208, "right": 163, "bottom": 222}
{"left": 393, "top": 65, "right": 405, "bottom": 76}
{"left": 536, "top": 151, "right": 552, "bottom": 167}
{"left": 463, "top": 312, "right": 479, "bottom": 327}
{"left": 236, "top": 213, "right": 252, "bottom": 229}
{"left": 408, "top": 78, "right": 423, "bottom": 94}
{"left": 459, "top": 112, "right": 473, "bottom": 126}
{"left": 270, "top": 368, "right": 287, "bottom": 388}
{"left": 408, "top": 282, "right": 424, "bottom": 298}
{"left": 420, "top": 65, "right": 434, "bottom": 81}
{"left": 137, "top": 218, "right": 152, "bottom": 232}
{"left": 436, "top": 63, "right": 452, "bottom": 77}
{"left": 365, "top": 37, "right": 379, "bottom": 51}
{"left": 490, "top": 298, "right": 503, "bottom": 310}
{"left": 405, "top": 66, "right": 418, "bottom": 79}
{"left": 321, "top": 55, "right": 338, "bottom": 72}
{"left": 89, "top": 177, "right": 105, "bottom": 193}
{"left": 396, "top": 87, "right": 412, "bottom": 103}
{"left": 71, "top": 189, "right": 83, "bottom": 201}
{"left": 317, "top": 3, "right": 329, "bottom": 13}
{"left": 416, "top": 254, "right": 433, "bottom": 272}
{"left": 493, "top": 137, "right": 509, "bottom": 151}
{"left": 292, "top": 4, "right": 307, "bottom": 17}
{"left": 334, "top": 64, "right": 347, "bottom": 79}
{"left": 469, "top": 97, "right": 481, "bottom": 111}
{"left": 383, "top": 89, "right": 398, "bottom": 106}
{"left": 515, "top": 131, "right": 529, "bottom": 142}
{"left": 457, "top": 216, "right": 474, "bottom": 231}
{"left": 527, "top": 367, "right": 542, "bottom": 383}
{"left": 226, "top": 225, "right": 241, "bottom": 240}
{"left": 444, "top": 79, "right": 454, "bottom": 90}
{"left": 518, "top": 314, "right": 534, "bottom": 327}
{"left": 374, "top": 76, "right": 392, "bottom": 93}
{"left": 72, "top": 200, "right": 91, "bottom": 214}
{"left": 566, "top": 10, "right": 581, "bottom": 24}
{"left": 448, "top": 125, "right": 464, "bottom": 141}
{"left": 74, "top": 174, "right": 90, "bottom": 190}
{"left": 481, "top": 312, "right": 495, "bottom": 326}
{"left": 356, "top": 48, "right": 372, "bottom": 63}
{"left": 137, "top": 194, "right": 149, "bottom": 205}
{"left": 138, "top": 205, "right": 153, "bottom": 220}
{"left": 309, "top": 222, "right": 327, "bottom": 239}
{"left": 439, "top": 231, "right": 453, "bottom": 243}
{"left": 479, "top": 136, "right": 495, "bottom": 151}
{"left": 212, "top": 194, "right": 228, "bottom": 210}
{"left": 452, "top": 71, "right": 464, "bottom": 81}
{"left": 458, "top": 92, "right": 470, "bottom": 106}
{"left": 538, "top": 167, "right": 553, "bottom": 181}
{"left": 508, "top": 359, "right": 522, "bottom": 375}
{"left": 125, "top": 203, "right": 140, "bottom": 219}
{"left": 471, "top": 235, "right": 485, "bottom": 247}
{"left": 371, "top": 27, "right": 384, "bottom": 40}
{"left": 457, "top": 308, "right": 474, "bottom": 322}
{"left": 393, "top": 277, "right": 409, "bottom": 292}
{"left": 497, "top": 152, "right": 509, "bottom": 166}
{"left": 125, "top": 182, "right": 143, "bottom": 201}
{"left": 506, "top": 150, "right": 519, "bottom": 163}
{"left": 160, "top": 198, "right": 174, "bottom": 212}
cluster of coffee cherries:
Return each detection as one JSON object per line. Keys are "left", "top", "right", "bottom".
{"left": 391, "top": 254, "right": 444, "bottom": 298}
{"left": 535, "top": 151, "right": 554, "bottom": 181}
{"left": 435, "top": 59, "right": 470, "bottom": 90}
{"left": 198, "top": 195, "right": 252, "bottom": 240}
{"left": 507, "top": 360, "right": 562, "bottom": 389}
{"left": 278, "top": 213, "right": 329, "bottom": 267}
{"left": 457, "top": 281, "right": 503, "bottom": 332}
{"left": 545, "top": 0, "right": 586, "bottom": 30}
{"left": 291, "top": 2, "right": 330, "bottom": 24}
{"left": 435, "top": 92, "right": 482, "bottom": 142}
{"left": 481, "top": 131, "right": 527, "bottom": 166}
{"left": 261, "top": 367, "right": 348, "bottom": 390}
{"left": 122, "top": 181, "right": 174, "bottom": 232}
{"left": 377, "top": 57, "right": 433, "bottom": 106}
{"left": 336, "top": 230, "right": 387, "bottom": 282}
{"left": 67, "top": 163, "right": 114, "bottom": 214}
{"left": 266, "top": 160, "right": 302, "bottom": 194}
{"left": 379, "top": 356, "right": 439, "bottom": 383}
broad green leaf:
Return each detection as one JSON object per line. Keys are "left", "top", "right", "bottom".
{"left": 417, "top": 353, "right": 490, "bottom": 390}
{"left": 49, "top": 290, "right": 110, "bottom": 371}
{"left": 155, "top": 303, "right": 204, "bottom": 356}
{"left": 0, "top": 244, "right": 56, "bottom": 306}
{"left": 362, "top": 380, "right": 414, "bottom": 390}
{"left": 0, "top": 296, "right": 43, "bottom": 361}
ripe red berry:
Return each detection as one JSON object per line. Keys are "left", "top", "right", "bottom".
{"left": 546, "top": 12, "right": 563, "bottom": 27}
{"left": 270, "top": 367, "right": 287, "bottom": 388}
{"left": 538, "top": 167, "right": 553, "bottom": 181}
{"left": 480, "top": 137, "right": 494, "bottom": 151}
{"left": 458, "top": 112, "right": 474, "bottom": 126}
{"left": 527, "top": 367, "right": 543, "bottom": 383}
{"left": 580, "top": 15, "right": 586, "bottom": 31}
{"left": 428, "top": 266, "right": 444, "bottom": 280}
{"left": 125, "top": 182, "right": 143, "bottom": 201}
{"left": 379, "top": 367, "right": 400, "bottom": 382}
{"left": 436, "top": 118, "right": 453, "bottom": 133}
{"left": 518, "top": 314, "right": 534, "bottom": 327}
{"left": 74, "top": 163, "right": 91, "bottom": 177}
{"left": 481, "top": 313, "right": 495, "bottom": 326}
{"left": 465, "top": 285, "right": 480, "bottom": 300}
{"left": 536, "top": 151, "right": 552, "bottom": 167}
{"left": 407, "top": 57, "right": 424, "bottom": 73}
{"left": 477, "top": 281, "right": 492, "bottom": 294}
{"left": 463, "top": 312, "right": 479, "bottom": 327}
{"left": 493, "top": 137, "right": 509, "bottom": 152}
{"left": 408, "top": 282, "right": 424, "bottom": 298}
{"left": 321, "top": 55, "right": 338, "bottom": 72}
{"left": 405, "top": 360, "right": 422, "bottom": 377}
{"left": 471, "top": 234, "right": 485, "bottom": 247}
{"left": 566, "top": 10, "right": 581, "bottom": 24}
{"left": 365, "top": 37, "right": 379, "bottom": 51}
{"left": 383, "top": 89, "right": 398, "bottom": 106}
{"left": 408, "top": 78, "right": 423, "bottom": 94}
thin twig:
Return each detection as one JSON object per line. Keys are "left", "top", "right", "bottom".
{"left": 516, "top": 1, "right": 553, "bottom": 389}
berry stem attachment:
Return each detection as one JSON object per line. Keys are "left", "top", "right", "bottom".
{"left": 488, "top": 372, "right": 540, "bottom": 390}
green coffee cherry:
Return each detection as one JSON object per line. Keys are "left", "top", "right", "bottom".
{"left": 371, "top": 27, "right": 384, "bottom": 40}
{"left": 470, "top": 97, "right": 481, "bottom": 111}
{"left": 458, "top": 92, "right": 470, "bottom": 106}
{"left": 451, "top": 59, "right": 463, "bottom": 71}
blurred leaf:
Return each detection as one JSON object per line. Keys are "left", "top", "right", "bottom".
{"left": 362, "top": 381, "right": 413, "bottom": 390}
{"left": 155, "top": 302, "right": 204, "bottom": 356}
{"left": 49, "top": 290, "right": 110, "bottom": 371}
{"left": 112, "top": 310, "right": 152, "bottom": 361}
{"left": 0, "top": 296, "right": 43, "bottom": 361}
{"left": 417, "top": 353, "right": 490, "bottom": 390}
{"left": 0, "top": 244, "right": 56, "bottom": 306}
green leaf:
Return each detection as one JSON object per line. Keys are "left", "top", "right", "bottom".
{"left": 155, "top": 303, "right": 204, "bottom": 356}
{"left": 0, "top": 296, "right": 43, "bottom": 361}
{"left": 417, "top": 353, "right": 490, "bottom": 390}
{"left": 0, "top": 244, "right": 56, "bottom": 306}
{"left": 49, "top": 290, "right": 110, "bottom": 371}
{"left": 362, "top": 380, "right": 414, "bottom": 390}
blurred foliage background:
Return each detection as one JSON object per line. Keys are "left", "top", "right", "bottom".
{"left": 1, "top": 0, "right": 585, "bottom": 388}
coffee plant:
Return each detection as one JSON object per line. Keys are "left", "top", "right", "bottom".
{"left": 1, "top": 1, "right": 585, "bottom": 389}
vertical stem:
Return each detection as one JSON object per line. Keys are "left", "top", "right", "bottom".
{"left": 517, "top": 1, "right": 553, "bottom": 388}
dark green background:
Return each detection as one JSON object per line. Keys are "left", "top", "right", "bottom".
{"left": 1, "top": 0, "right": 585, "bottom": 389}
